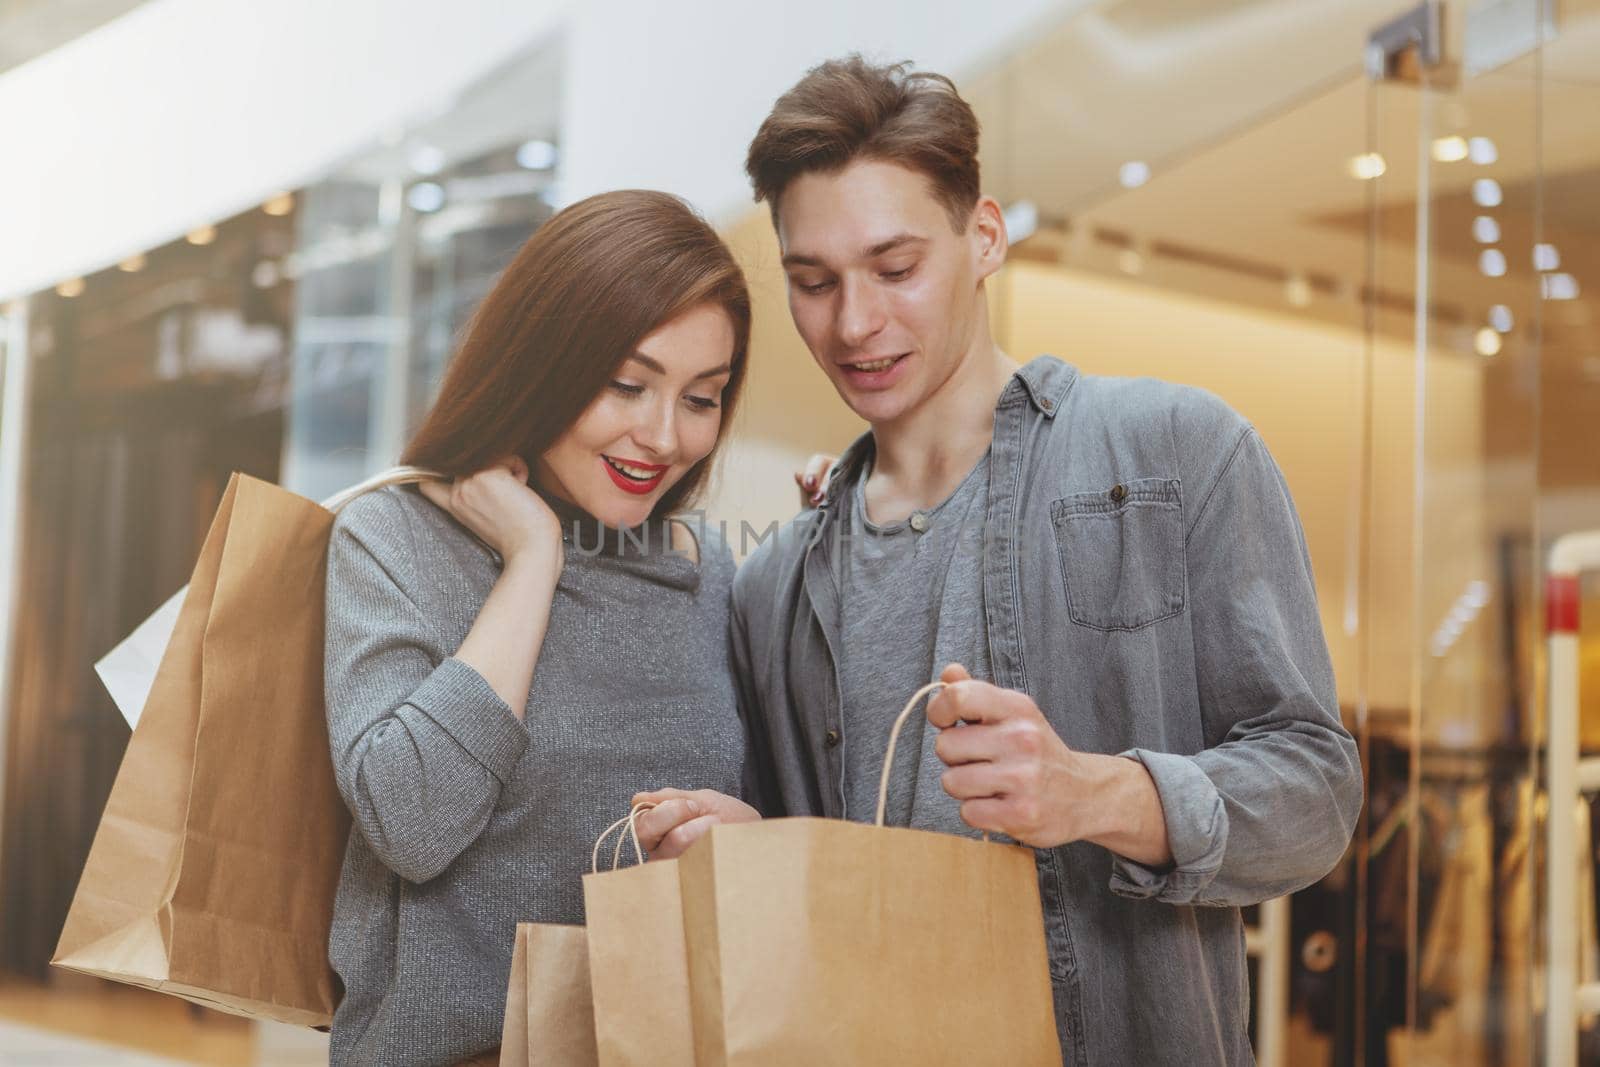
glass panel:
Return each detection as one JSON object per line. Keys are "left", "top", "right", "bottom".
{"left": 1537, "top": 4, "right": 1600, "bottom": 1067}
{"left": 930, "top": 7, "right": 1414, "bottom": 1064}
{"left": 1367, "top": 1, "right": 1551, "bottom": 1062}
{"left": 280, "top": 40, "right": 562, "bottom": 501}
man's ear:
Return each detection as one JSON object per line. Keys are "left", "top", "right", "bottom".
{"left": 971, "top": 196, "right": 1008, "bottom": 282}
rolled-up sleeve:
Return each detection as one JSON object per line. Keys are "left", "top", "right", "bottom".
{"left": 1109, "top": 430, "right": 1362, "bottom": 906}
{"left": 324, "top": 495, "right": 529, "bottom": 884}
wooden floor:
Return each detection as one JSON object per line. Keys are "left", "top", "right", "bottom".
{"left": 0, "top": 975, "right": 326, "bottom": 1066}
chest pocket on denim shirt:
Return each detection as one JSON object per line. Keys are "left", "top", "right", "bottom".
{"left": 1050, "top": 478, "right": 1186, "bottom": 631}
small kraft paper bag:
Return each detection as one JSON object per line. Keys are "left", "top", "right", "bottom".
{"left": 676, "top": 682, "right": 1062, "bottom": 1066}
{"left": 54, "top": 467, "right": 436, "bottom": 1025}
{"left": 498, "top": 922, "right": 599, "bottom": 1067}
{"left": 581, "top": 807, "right": 695, "bottom": 1067}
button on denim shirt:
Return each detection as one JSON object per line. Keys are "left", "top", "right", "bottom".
{"left": 729, "top": 357, "right": 1362, "bottom": 1066}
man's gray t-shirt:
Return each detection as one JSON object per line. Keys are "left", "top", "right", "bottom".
{"left": 834, "top": 450, "right": 993, "bottom": 836}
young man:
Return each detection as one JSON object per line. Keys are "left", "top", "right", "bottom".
{"left": 639, "top": 55, "right": 1362, "bottom": 1065}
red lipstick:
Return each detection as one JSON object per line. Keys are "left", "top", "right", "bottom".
{"left": 600, "top": 455, "right": 668, "bottom": 495}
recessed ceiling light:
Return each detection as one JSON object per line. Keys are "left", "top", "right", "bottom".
{"left": 516, "top": 140, "right": 558, "bottom": 170}
{"left": 1431, "top": 136, "right": 1468, "bottom": 162}
{"left": 1543, "top": 273, "right": 1580, "bottom": 300}
{"left": 1472, "top": 179, "right": 1503, "bottom": 207}
{"left": 408, "top": 144, "right": 446, "bottom": 176}
{"left": 1002, "top": 201, "right": 1039, "bottom": 243}
{"left": 1348, "top": 153, "right": 1387, "bottom": 180}
{"left": 408, "top": 182, "right": 445, "bottom": 213}
{"left": 1285, "top": 275, "right": 1311, "bottom": 308}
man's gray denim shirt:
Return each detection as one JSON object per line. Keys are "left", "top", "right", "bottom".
{"left": 728, "top": 356, "right": 1363, "bottom": 1066}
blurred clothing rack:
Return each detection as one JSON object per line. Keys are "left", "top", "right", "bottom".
{"left": 1546, "top": 529, "right": 1600, "bottom": 1067}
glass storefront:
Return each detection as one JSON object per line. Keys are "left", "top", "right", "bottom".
{"left": 281, "top": 40, "right": 562, "bottom": 503}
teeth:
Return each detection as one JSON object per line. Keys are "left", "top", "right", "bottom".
{"left": 605, "top": 457, "right": 659, "bottom": 481}
{"left": 853, "top": 356, "right": 899, "bottom": 373}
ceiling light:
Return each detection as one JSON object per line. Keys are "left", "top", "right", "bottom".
{"left": 407, "top": 182, "right": 445, "bottom": 213}
{"left": 408, "top": 144, "right": 446, "bottom": 176}
{"left": 1285, "top": 275, "right": 1312, "bottom": 308}
{"left": 117, "top": 254, "right": 146, "bottom": 272}
{"left": 1533, "top": 243, "right": 1560, "bottom": 271}
{"left": 1348, "top": 153, "right": 1387, "bottom": 180}
{"left": 1468, "top": 137, "right": 1498, "bottom": 165}
{"left": 1472, "top": 179, "right": 1503, "bottom": 207}
{"left": 516, "top": 139, "right": 558, "bottom": 170}
{"left": 1474, "top": 327, "right": 1502, "bottom": 357}
{"left": 1472, "top": 216, "right": 1500, "bottom": 244}
{"left": 1479, "top": 249, "right": 1507, "bottom": 277}
{"left": 1118, "top": 161, "right": 1151, "bottom": 189}
{"left": 262, "top": 192, "right": 294, "bottom": 217}
{"left": 186, "top": 225, "right": 217, "bottom": 246}
{"left": 1489, "top": 304, "right": 1513, "bottom": 332}
{"left": 55, "top": 277, "right": 85, "bottom": 298}
{"left": 1431, "top": 136, "right": 1469, "bottom": 162}
{"left": 1002, "top": 200, "right": 1038, "bottom": 243}
{"left": 1543, "top": 273, "right": 1580, "bottom": 300}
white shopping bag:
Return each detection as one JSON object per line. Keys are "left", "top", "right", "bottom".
{"left": 96, "top": 588, "right": 186, "bottom": 728}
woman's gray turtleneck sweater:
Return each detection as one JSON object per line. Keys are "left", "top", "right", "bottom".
{"left": 322, "top": 484, "right": 743, "bottom": 1066}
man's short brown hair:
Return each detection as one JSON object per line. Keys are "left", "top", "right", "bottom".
{"left": 745, "top": 55, "right": 981, "bottom": 233}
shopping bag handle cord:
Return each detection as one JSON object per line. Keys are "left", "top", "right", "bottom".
{"left": 590, "top": 802, "right": 654, "bottom": 874}
{"left": 876, "top": 682, "right": 992, "bottom": 843}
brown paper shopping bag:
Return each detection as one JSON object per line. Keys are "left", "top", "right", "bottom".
{"left": 498, "top": 923, "right": 598, "bottom": 1067}
{"left": 677, "top": 682, "right": 1061, "bottom": 1066}
{"left": 54, "top": 468, "right": 436, "bottom": 1025}
{"left": 582, "top": 808, "right": 695, "bottom": 1067}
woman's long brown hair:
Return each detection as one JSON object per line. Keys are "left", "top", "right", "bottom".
{"left": 401, "top": 190, "right": 750, "bottom": 518}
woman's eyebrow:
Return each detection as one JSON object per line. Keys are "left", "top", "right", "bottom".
{"left": 626, "top": 352, "right": 732, "bottom": 381}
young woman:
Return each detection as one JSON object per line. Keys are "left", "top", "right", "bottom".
{"left": 321, "top": 190, "right": 750, "bottom": 1066}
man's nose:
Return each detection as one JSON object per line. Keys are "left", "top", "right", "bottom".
{"left": 837, "top": 276, "right": 887, "bottom": 349}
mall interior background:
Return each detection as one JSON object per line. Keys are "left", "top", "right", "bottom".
{"left": 0, "top": 0, "right": 1598, "bottom": 1063}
